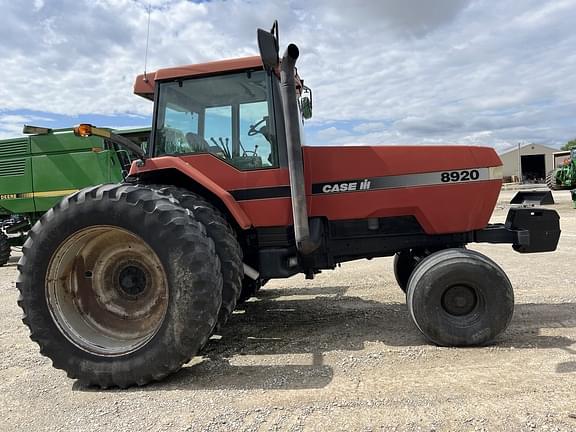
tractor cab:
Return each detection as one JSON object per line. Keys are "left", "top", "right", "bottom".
{"left": 134, "top": 56, "right": 310, "bottom": 172}
{"left": 155, "top": 66, "right": 278, "bottom": 170}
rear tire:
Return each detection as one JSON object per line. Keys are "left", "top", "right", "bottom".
{"left": 17, "top": 184, "right": 222, "bottom": 388}
{"left": 406, "top": 248, "right": 514, "bottom": 347}
{"left": 153, "top": 186, "right": 243, "bottom": 332}
{"left": 238, "top": 277, "right": 262, "bottom": 303}
{"left": 0, "top": 231, "right": 10, "bottom": 267}
{"left": 546, "top": 169, "right": 568, "bottom": 190}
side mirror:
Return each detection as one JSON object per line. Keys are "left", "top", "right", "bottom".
{"left": 257, "top": 25, "right": 279, "bottom": 71}
{"left": 300, "top": 86, "right": 313, "bottom": 120}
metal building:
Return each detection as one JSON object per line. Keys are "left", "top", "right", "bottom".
{"left": 498, "top": 143, "right": 558, "bottom": 183}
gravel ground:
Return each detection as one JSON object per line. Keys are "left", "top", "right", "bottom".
{"left": 1, "top": 189, "right": 575, "bottom": 431}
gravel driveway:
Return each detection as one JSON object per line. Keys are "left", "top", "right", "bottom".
{"left": 1, "top": 190, "right": 575, "bottom": 431}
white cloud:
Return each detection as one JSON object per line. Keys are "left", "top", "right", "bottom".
{"left": 0, "top": 0, "right": 574, "bottom": 148}
{"left": 33, "top": 0, "right": 44, "bottom": 12}
{"left": 0, "top": 114, "right": 54, "bottom": 138}
{"left": 353, "top": 122, "right": 387, "bottom": 133}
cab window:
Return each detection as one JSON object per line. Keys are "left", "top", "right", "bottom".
{"left": 155, "top": 70, "right": 277, "bottom": 170}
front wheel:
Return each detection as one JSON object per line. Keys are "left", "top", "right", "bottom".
{"left": 406, "top": 248, "right": 514, "bottom": 347}
{"left": 393, "top": 250, "right": 421, "bottom": 292}
{"left": 17, "top": 184, "right": 222, "bottom": 388}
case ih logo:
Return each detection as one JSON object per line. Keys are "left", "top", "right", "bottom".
{"left": 319, "top": 179, "right": 372, "bottom": 193}
{"left": 312, "top": 168, "right": 493, "bottom": 195}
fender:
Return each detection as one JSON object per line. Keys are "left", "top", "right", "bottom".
{"left": 129, "top": 156, "right": 252, "bottom": 229}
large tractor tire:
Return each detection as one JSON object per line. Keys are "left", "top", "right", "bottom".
{"left": 406, "top": 248, "right": 514, "bottom": 347}
{"left": 17, "top": 184, "right": 222, "bottom": 388}
{"left": 546, "top": 169, "right": 570, "bottom": 190}
{"left": 0, "top": 231, "right": 10, "bottom": 267}
{"left": 153, "top": 186, "right": 243, "bottom": 332}
{"left": 546, "top": 170, "right": 560, "bottom": 190}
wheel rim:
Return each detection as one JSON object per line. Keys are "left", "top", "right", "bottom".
{"left": 441, "top": 284, "right": 478, "bottom": 316}
{"left": 46, "top": 226, "right": 169, "bottom": 357}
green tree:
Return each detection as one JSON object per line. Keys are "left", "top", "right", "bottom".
{"left": 561, "top": 139, "right": 576, "bottom": 151}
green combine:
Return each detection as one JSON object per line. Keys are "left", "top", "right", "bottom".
{"left": 547, "top": 148, "right": 576, "bottom": 190}
{"left": 0, "top": 125, "right": 149, "bottom": 265}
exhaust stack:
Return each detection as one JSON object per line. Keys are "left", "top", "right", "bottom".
{"left": 279, "top": 44, "right": 318, "bottom": 255}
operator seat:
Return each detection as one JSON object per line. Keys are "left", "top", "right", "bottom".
{"left": 185, "top": 132, "right": 210, "bottom": 153}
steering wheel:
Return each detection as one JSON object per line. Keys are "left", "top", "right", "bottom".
{"left": 248, "top": 116, "right": 268, "bottom": 137}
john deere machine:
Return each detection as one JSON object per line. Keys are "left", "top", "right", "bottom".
{"left": 0, "top": 126, "right": 148, "bottom": 265}
{"left": 546, "top": 148, "right": 576, "bottom": 190}
{"left": 17, "top": 24, "right": 560, "bottom": 388}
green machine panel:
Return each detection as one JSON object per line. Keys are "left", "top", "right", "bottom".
{"left": 0, "top": 127, "right": 148, "bottom": 216}
{"left": 0, "top": 137, "right": 34, "bottom": 215}
{"left": 30, "top": 129, "right": 103, "bottom": 154}
{"left": 32, "top": 150, "right": 117, "bottom": 212}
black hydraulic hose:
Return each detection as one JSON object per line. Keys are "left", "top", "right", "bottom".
{"left": 279, "top": 44, "right": 319, "bottom": 255}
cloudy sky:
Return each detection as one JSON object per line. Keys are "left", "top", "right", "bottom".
{"left": 1, "top": 0, "right": 575, "bottom": 152}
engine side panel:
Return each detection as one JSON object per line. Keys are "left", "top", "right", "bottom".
{"left": 304, "top": 145, "right": 503, "bottom": 234}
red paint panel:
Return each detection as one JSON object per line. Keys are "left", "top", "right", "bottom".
{"left": 240, "top": 198, "right": 293, "bottom": 227}
{"left": 309, "top": 180, "right": 501, "bottom": 234}
{"left": 304, "top": 145, "right": 502, "bottom": 233}
{"left": 304, "top": 145, "right": 501, "bottom": 182}
{"left": 134, "top": 56, "right": 263, "bottom": 99}
{"left": 178, "top": 154, "right": 290, "bottom": 190}
{"left": 130, "top": 154, "right": 291, "bottom": 228}
{"left": 130, "top": 156, "right": 254, "bottom": 228}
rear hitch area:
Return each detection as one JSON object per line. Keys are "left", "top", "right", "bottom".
{"left": 474, "top": 207, "right": 560, "bottom": 253}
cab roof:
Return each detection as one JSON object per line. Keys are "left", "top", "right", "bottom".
{"left": 134, "top": 56, "right": 263, "bottom": 101}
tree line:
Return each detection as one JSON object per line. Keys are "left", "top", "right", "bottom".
{"left": 562, "top": 139, "right": 576, "bottom": 151}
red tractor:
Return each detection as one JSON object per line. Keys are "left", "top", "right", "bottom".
{"left": 17, "top": 25, "right": 560, "bottom": 388}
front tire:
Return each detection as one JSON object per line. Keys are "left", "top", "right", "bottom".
{"left": 406, "top": 248, "right": 514, "bottom": 347}
{"left": 393, "top": 250, "right": 420, "bottom": 293}
{"left": 17, "top": 184, "right": 222, "bottom": 388}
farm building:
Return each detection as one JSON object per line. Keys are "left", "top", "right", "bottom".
{"left": 498, "top": 143, "right": 558, "bottom": 183}
{"left": 552, "top": 150, "right": 571, "bottom": 169}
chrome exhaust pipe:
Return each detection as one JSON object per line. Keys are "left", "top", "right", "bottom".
{"left": 279, "top": 44, "right": 319, "bottom": 255}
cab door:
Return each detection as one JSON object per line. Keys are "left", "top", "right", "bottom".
{"left": 154, "top": 69, "right": 292, "bottom": 227}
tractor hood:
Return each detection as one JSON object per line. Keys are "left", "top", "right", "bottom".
{"left": 304, "top": 144, "right": 504, "bottom": 234}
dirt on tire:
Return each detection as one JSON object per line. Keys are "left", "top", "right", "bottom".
{"left": 16, "top": 184, "right": 222, "bottom": 388}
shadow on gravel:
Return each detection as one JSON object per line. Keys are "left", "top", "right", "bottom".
{"left": 504, "top": 302, "right": 576, "bottom": 374}
{"left": 74, "top": 287, "right": 576, "bottom": 391}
